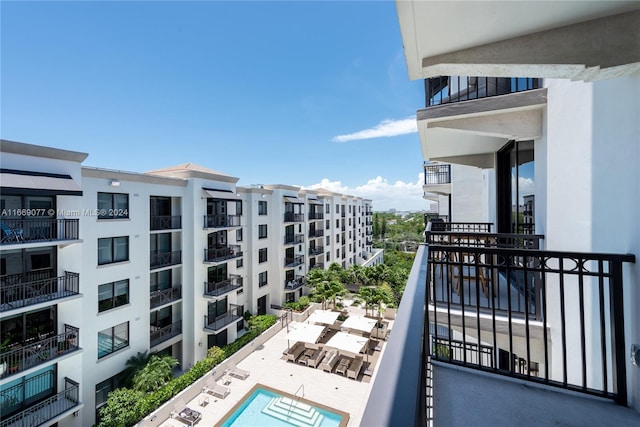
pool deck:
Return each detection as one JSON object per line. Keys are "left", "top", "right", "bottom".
{"left": 156, "top": 304, "right": 391, "bottom": 427}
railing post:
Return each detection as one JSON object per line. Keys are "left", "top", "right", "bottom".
{"left": 609, "top": 260, "right": 627, "bottom": 406}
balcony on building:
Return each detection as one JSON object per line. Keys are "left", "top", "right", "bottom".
{"left": 203, "top": 304, "right": 242, "bottom": 332}
{"left": 284, "top": 275, "right": 305, "bottom": 291}
{"left": 365, "top": 229, "right": 373, "bottom": 236}
{"left": 310, "top": 263, "right": 325, "bottom": 270}
{"left": 0, "top": 324, "right": 80, "bottom": 380}
{"left": 308, "top": 211, "right": 324, "bottom": 220}
{"left": 0, "top": 217, "right": 79, "bottom": 246}
{"left": 149, "top": 285, "right": 182, "bottom": 309}
{"left": 309, "top": 245, "right": 324, "bottom": 256}
{"left": 423, "top": 162, "right": 452, "bottom": 197}
{"left": 284, "top": 255, "right": 304, "bottom": 268}
{"left": 0, "top": 268, "right": 80, "bottom": 314}
{"left": 203, "top": 214, "right": 241, "bottom": 229}
{"left": 284, "top": 234, "right": 305, "bottom": 245}
{"left": 284, "top": 212, "right": 305, "bottom": 223}
{"left": 150, "top": 215, "right": 182, "bottom": 231}
{"left": 365, "top": 238, "right": 372, "bottom": 246}
{"left": 308, "top": 227, "right": 324, "bottom": 238}
{"left": 0, "top": 375, "right": 81, "bottom": 427}
{"left": 150, "top": 250, "right": 182, "bottom": 269}
{"left": 150, "top": 319, "right": 182, "bottom": 348}
{"left": 203, "top": 274, "right": 243, "bottom": 298}
{"left": 204, "top": 245, "right": 242, "bottom": 263}
{"left": 362, "top": 224, "right": 638, "bottom": 426}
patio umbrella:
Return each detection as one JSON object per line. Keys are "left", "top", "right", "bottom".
{"left": 285, "top": 321, "right": 326, "bottom": 349}
{"left": 325, "top": 331, "right": 370, "bottom": 361}
{"left": 341, "top": 315, "right": 377, "bottom": 335}
{"left": 307, "top": 309, "right": 340, "bottom": 326}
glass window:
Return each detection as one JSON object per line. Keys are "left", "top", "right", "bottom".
{"left": 98, "top": 279, "right": 129, "bottom": 312}
{"left": 258, "top": 271, "right": 268, "bottom": 287}
{"left": 258, "top": 201, "right": 267, "bottom": 215}
{"left": 326, "top": 251, "right": 330, "bottom": 262}
{"left": 98, "top": 236, "right": 129, "bottom": 265}
{"left": 235, "top": 200, "right": 243, "bottom": 216}
{"left": 325, "top": 204, "right": 330, "bottom": 214}
{"left": 98, "top": 322, "right": 129, "bottom": 359}
{"left": 236, "top": 228, "right": 243, "bottom": 242}
{"left": 236, "top": 258, "right": 243, "bottom": 268}
{"left": 258, "top": 224, "right": 267, "bottom": 239}
{"left": 259, "top": 248, "right": 267, "bottom": 263}
{"left": 326, "top": 219, "right": 330, "bottom": 230}
{"left": 326, "top": 235, "right": 330, "bottom": 245}
{"left": 98, "top": 192, "right": 129, "bottom": 219}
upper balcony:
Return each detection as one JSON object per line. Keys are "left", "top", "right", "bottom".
{"left": 203, "top": 304, "right": 242, "bottom": 332}
{"left": 203, "top": 245, "right": 242, "bottom": 264}
{"left": 204, "top": 214, "right": 241, "bottom": 229}
{"left": 284, "top": 276, "right": 305, "bottom": 291}
{"left": 150, "top": 320, "right": 182, "bottom": 348}
{"left": 203, "top": 274, "right": 243, "bottom": 298}
{"left": 309, "top": 228, "right": 324, "bottom": 238}
{"left": 309, "top": 245, "right": 324, "bottom": 256}
{"left": 150, "top": 250, "right": 182, "bottom": 270}
{"left": 308, "top": 212, "right": 324, "bottom": 220}
{"left": 362, "top": 230, "right": 637, "bottom": 426}
{"left": 284, "top": 255, "right": 304, "bottom": 268}
{"left": 150, "top": 285, "right": 182, "bottom": 309}
{"left": 0, "top": 271, "right": 80, "bottom": 313}
{"left": 284, "top": 234, "right": 305, "bottom": 245}
{"left": 0, "top": 376, "right": 81, "bottom": 427}
{"left": 150, "top": 215, "right": 182, "bottom": 231}
{"left": 0, "top": 218, "right": 79, "bottom": 246}
{"left": 1, "top": 325, "right": 80, "bottom": 380}
{"left": 284, "top": 212, "right": 305, "bottom": 223}
{"left": 423, "top": 163, "right": 452, "bottom": 195}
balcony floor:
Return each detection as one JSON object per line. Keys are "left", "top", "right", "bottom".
{"left": 432, "top": 362, "right": 640, "bottom": 427}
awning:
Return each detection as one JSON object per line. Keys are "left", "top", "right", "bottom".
{"left": 341, "top": 315, "right": 378, "bottom": 334}
{"left": 307, "top": 199, "right": 323, "bottom": 205}
{"left": 286, "top": 322, "right": 326, "bottom": 344}
{"left": 284, "top": 196, "right": 305, "bottom": 204}
{"left": 203, "top": 189, "right": 240, "bottom": 200}
{"left": 307, "top": 309, "right": 340, "bottom": 326}
{"left": 325, "top": 331, "right": 369, "bottom": 354}
{"left": 0, "top": 171, "right": 82, "bottom": 196}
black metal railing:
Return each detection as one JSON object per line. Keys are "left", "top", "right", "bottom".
{"left": 0, "top": 377, "right": 80, "bottom": 427}
{"left": 284, "top": 255, "right": 304, "bottom": 268}
{"left": 427, "top": 239, "right": 634, "bottom": 405}
{"left": 284, "top": 213, "right": 305, "bottom": 223}
{"left": 0, "top": 325, "right": 80, "bottom": 379}
{"left": 204, "top": 214, "right": 241, "bottom": 229}
{"left": 0, "top": 271, "right": 80, "bottom": 312}
{"left": 203, "top": 275, "right": 243, "bottom": 297}
{"left": 309, "top": 246, "right": 324, "bottom": 256}
{"left": 150, "top": 215, "right": 182, "bottom": 230}
{"left": 432, "top": 336, "right": 494, "bottom": 368}
{"left": 424, "top": 164, "right": 451, "bottom": 185}
{"left": 204, "top": 245, "right": 242, "bottom": 263}
{"left": 204, "top": 304, "right": 242, "bottom": 331}
{"left": 308, "top": 212, "right": 324, "bottom": 220}
{"left": 366, "top": 219, "right": 373, "bottom": 226}
{"left": 308, "top": 228, "right": 324, "bottom": 238}
{"left": 284, "top": 234, "right": 305, "bottom": 245}
{"left": 284, "top": 276, "right": 305, "bottom": 290}
{"left": 428, "top": 219, "right": 493, "bottom": 233}
{"left": 366, "top": 239, "right": 373, "bottom": 246}
{"left": 150, "top": 286, "right": 182, "bottom": 308}
{"left": 150, "top": 320, "right": 182, "bottom": 347}
{"left": 150, "top": 250, "right": 182, "bottom": 269}
{"left": 0, "top": 218, "right": 79, "bottom": 245}
{"left": 366, "top": 229, "right": 373, "bottom": 236}
{"left": 310, "top": 263, "right": 325, "bottom": 270}
{"left": 425, "top": 76, "right": 542, "bottom": 107}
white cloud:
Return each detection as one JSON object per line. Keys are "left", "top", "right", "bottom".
{"left": 331, "top": 116, "right": 417, "bottom": 143}
{"left": 305, "top": 173, "right": 435, "bottom": 212}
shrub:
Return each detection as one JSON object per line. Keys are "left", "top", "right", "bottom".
{"left": 284, "top": 296, "right": 310, "bottom": 312}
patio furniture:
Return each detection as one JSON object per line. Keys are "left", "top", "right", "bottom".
{"left": 202, "top": 377, "right": 230, "bottom": 399}
{"left": 0, "top": 222, "right": 24, "bottom": 242}
{"left": 347, "top": 356, "right": 364, "bottom": 380}
{"left": 298, "top": 348, "right": 315, "bottom": 365}
{"left": 308, "top": 349, "right": 325, "bottom": 368}
{"left": 320, "top": 349, "right": 339, "bottom": 372}
{"left": 336, "top": 356, "right": 352, "bottom": 376}
{"left": 287, "top": 342, "right": 306, "bottom": 362}
{"left": 228, "top": 365, "right": 250, "bottom": 380}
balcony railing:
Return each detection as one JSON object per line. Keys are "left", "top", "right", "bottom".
{"left": 150, "top": 250, "right": 182, "bottom": 269}
{"left": 150, "top": 320, "right": 182, "bottom": 347}
{"left": 284, "top": 255, "right": 304, "bottom": 268}
{"left": 204, "top": 214, "right": 241, "bottom": 229}
{"left": 428, "top": 219, "right": 493, "bottom": 233}
{"left": 310, "top": 263, "right": 324, "bottom": 270}
{"left": 308, "top": 228, "right": 324, "bottom": 238}
{"left": 150, "top": 215, "right": 182, "bottom": 230}
{"left": 308, "top": 212, "right": 324, "bottom": 220}
{"left": 203, "top": 274, "right": 243, "bottom": 297}
{"left": 284, "top": 213, "right": 305, "bottom": 223}
{"left": 0, "top": 218, "right": 79, "bottom": 245}
{"left": 284, "top": 234, "right": 305, "bottom": 245}
{"left": 204, "top": 304, "right": 242, "bottom": 331}
{"left": 366, "top": 238, "right": 372, "bottom": 246}
{"left": 366, "top": 219, "right": 373, "bottom": 226}
{"left": 284, "top": 276, "right": 305, "bottom": 290}
{"left": 366, "top": 229, "right": 373, "bottom": 236}
{"left": 424, "top": 164, "right": 451, "bottom": 185}
{"left": 309, "top": 246, "right": 324, "bottom": 256}
{"left": 0, "top": 271, "right": 80, "bottom": 313}
{"left": 204, "top": 245, "right": 242, "bottom": 263}
{"left": 150, "top": 286, "right": 182, "bottom": 309}
{"left": 0, "top": 325, "right": 80, "bottom": 379}
{"left": 0, "top": 377, "right": 80, "bottom": 427}
{"left": 425, "top": 76, "right": 542, "bottom": 107}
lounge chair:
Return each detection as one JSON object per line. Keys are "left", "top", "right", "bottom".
{"left": 308, "top": 350, "right": 325, "bottom": 368}
{"left": 202, "top": 377, "right": 230, "bottom": 399}
{"left": 287, "top": 342, "right": 305, "bottom": 362}
{"left": 228, "top": 365, "right": 250, "bottom": 380}
{"left": 347, "top": 356, "right": 364, "bottom": 380}
{"left": 320, "top": 349, "right": 339, "bottom": 372}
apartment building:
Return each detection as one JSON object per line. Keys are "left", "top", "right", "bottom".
{"left": 0, "top": 140, "right": 375, "bottom": 427}
{"left": 363, "top": 1, "right": 640, "bottom": 426}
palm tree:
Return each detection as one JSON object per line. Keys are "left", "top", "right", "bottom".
{"left": 123, "top": 351, "right": 154, "bottom": 388}
{"left": 132, "top": 354, "right": 179, "bottom": 393}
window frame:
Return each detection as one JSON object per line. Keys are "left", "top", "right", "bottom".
{"left": 98, "top": 279, "right": 130, "bottom": 312}
{"left": 258, "top": 271, "right": 268, "bottom": 287}
{"left": 98, "top": 236, "right": 129, "bottom": 265}
{"left": 258, "top": 248, "right": 268, "bottom": 263}
{"left": 258, "top": 200, "right": 267, "bottom": 215}
{"left": 98, "top": 322, "right": 129, "bottom": 359}
{"left": 97, "top": 192, "right": 129, "bottom": 219}
{"left": 258, "top": 224, "right": 267, "bottom": 239}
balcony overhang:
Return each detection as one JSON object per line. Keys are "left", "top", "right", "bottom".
{"left": 418, "top": 89, "right": 546, "bottom": 168}
{"left": 423, "top": 184, "right": 450, "bottom": 197}
{"left": 397, "top": 1, "right": 640, "bottom": 81}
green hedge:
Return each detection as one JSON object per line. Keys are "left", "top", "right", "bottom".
{"left": 97, "top": 315, "right": 277, "bottom": 427}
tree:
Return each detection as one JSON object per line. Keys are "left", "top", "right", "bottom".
{"left": 373, "top": 213, "right": 380, "bottom": 238}
{"left": 381, "top": 217, "right": 387, "bottom": 239}
{"left": 98, "top": 388, "right": 145, "bottom": 427}
{"left": 123, "top": 351, "right": 154, "bottom": 388}
{"left": 132, "top": 354, "right": 179, "bottom": 393}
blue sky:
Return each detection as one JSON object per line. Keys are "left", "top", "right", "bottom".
{"left": 1, "top": 1, "right": 429, "bottom": 211}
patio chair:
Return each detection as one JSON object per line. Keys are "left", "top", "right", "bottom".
{"left": 320, "top": 349, "right": 339, "bottom": 372}
{"left": 228, "top": 365, "right": 250, "bottom": 380}
{"left": 202, "top": 377, "right": 230, "bottom": 399}
{"left": 308, "top": 349, "right": 325, "bottom": 368}
{"left": 347, "top": 356, "right": 364, "bottom": 380}
{"left": 0, "top": 222, "right": 24, "bottom": 242}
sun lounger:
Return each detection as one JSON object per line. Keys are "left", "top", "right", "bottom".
{"left": 347, "top": 356, "right": 364, "bottom": 380}
{"left": 320, "top": 349, "right": 339, "bottom": 372}
{"left": 335, "top": 356, "right": 351, "bottom": 376}
{"left": 202, "top": 377, "right": 230, "bottom": 399}
{"left": 287, "top": 342, "right": 306, "bottom": 362}
{"left": 308, "top": 349, "right": 325, "bottom": 368}
{"left": 228, "top": 365, "right": 250, "bottom": 380}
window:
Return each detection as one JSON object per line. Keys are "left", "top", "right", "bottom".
{"left": 258, "top": 271, "right": 268, "bottom": 287}
{"left": 258, "top": 224, "right": 267, "bottom": 239}
{"left": 335, "top": 204, "right": 339, "bottom": 212}
{"left": 236, "top": 200, "right": 243, "bottom": 216}
{"left": 258, "top": 200, "right": 267, "bottom": 215}
{"left": 326, "top": 235, "right": 330, "bottom": 245}
{"left": 98, "top": 322, "right": 129, "bottom": 359}
{"left": 335, "top": 219, "right": 339, "bottom": 227}
{"left": 98, "top": 236, "right": 129, "bottom": 265}
{"left": 336, "top": 234, "right": 340, "bottom": 243}
{"left": 98, "top": 279, "right": 129, "bottom": 312}
{"left": 336, "top": 249, "right": 340, "bottom": 258}
{"left": 349, "top": 205, "right": 352, "bottom": 213}
{"left": 325, "top": 204, "right": 330, "bottom": 214}
{"left": 96, "top": 370, "right": 127, "bottom": 422}
{"left": 326, "top": 219, "right": 330, "bottom": 230}
{"left": 237, "top": 258, "right": 243, "bottom": 268}
{"left": 236, "top": 228, "right": 243, "bottom": 242}
{"left": 326, "top": 251, "right": 330, "bottom": 262}
{"left": 259, "top": 248, "right": 268, "bottom": 263}
{"left": 98, "top": 192, "right": 129, "bottom": 219}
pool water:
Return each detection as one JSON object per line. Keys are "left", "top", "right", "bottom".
{"left": 220, "top": 387, "right": 343, "bottom": 427}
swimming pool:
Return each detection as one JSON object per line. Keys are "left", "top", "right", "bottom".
{"left": 218, "top": 385, "right": 347, "bottom": 427}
